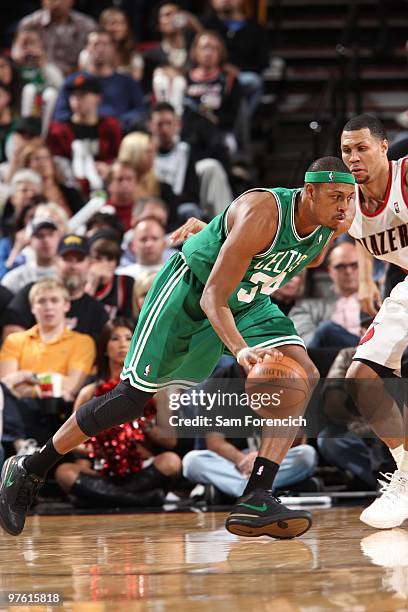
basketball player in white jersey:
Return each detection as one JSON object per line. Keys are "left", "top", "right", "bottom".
{"left": 341, "top": 114, "right": 408, "bottom": 529}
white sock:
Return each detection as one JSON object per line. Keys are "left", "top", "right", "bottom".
{"left": 390, "top": 444, "right": 404, "bottom": 469}
{"left": 399, "top": 450, "right": 408, "bottom": 473}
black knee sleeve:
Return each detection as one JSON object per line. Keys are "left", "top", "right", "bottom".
{"left": 76, "top": 379, "right": 152, "bottom": 437}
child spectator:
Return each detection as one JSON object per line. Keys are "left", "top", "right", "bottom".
{"left": 85, "top": 230, "right": 134, "bottom": 321}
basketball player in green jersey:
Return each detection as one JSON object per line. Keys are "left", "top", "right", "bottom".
{"left": 0, "top": 156, "right": 355, "bottom": 539}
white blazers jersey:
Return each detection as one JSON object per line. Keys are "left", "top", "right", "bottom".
{"left": 349, "top": 157, "right": 408, "bottom": 269}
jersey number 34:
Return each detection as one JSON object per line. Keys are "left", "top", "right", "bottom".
{"left": 237, "top": 271, "right": 287, "bottom": 304}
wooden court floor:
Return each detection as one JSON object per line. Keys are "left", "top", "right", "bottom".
{"left": 0, "top": 506, "right": 407, "bottom": 611}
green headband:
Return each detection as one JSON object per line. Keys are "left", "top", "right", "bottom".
{"left": 304, "top": 171, "right": 355, "bottom": 185}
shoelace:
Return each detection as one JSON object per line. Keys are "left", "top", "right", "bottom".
{"left": 264, "top": 489, "right": 281, "bottom": 504}
{"left": 377, "top": 471, "right": 408, "bottom": 501}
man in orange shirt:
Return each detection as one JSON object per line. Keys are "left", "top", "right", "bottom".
{"left": 0, "top": 278, "right": 95, "bottom": 450}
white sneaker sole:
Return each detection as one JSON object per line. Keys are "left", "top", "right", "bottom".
{"left": 360, "top": 511, "right": 407, "bottom": 529}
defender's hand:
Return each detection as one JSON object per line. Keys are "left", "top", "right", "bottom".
{"left": 170, "top": 217, "right": 207, "bottom": 244}
{"left": 359, "top": 280, "right": 382, "bottom": 316}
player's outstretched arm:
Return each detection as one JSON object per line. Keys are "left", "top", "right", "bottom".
{"left": 169, "top": 217, "right": 207, "bottom": 244}
{"left": 356, "top": 241, "right": 381, "bottom": 316}
{"left": 200, "top": 191, "right": 281, "bottom": 373}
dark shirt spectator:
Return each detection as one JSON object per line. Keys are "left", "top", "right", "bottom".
{"left": 85, "top": 230, "right": 134, "bottom": 320}
{"left": 202, "top": 1, "right": 269, "bottom": 74}
{"left": 54, "top": 30, "right": 144, "bottom": 130}
{"left": 47, "top": 74, "right": 122, "bottom": 193}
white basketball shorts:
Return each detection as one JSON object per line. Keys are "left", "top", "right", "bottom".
{"left": 353, "top": 277, "right": 408, "bottom": 373}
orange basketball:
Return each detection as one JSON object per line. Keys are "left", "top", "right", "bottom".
{"left": 246, "top": 355, "right": 310, "bottom": 417}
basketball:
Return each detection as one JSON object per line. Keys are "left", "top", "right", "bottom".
{"left": 246, "top": 355, "right": 310, "bottom": 417}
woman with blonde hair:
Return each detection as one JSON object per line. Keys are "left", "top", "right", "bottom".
{"left": 118, "top": 131, "right": 158, "bottom": 198}
{"left": 13, "top": 139, "right": 83, "bottom": 216}
{"left": 119, "top": 131, "right": 199, "bottom": 229}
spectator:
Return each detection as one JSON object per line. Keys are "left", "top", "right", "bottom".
{"left": 1, "top": 216, "right": 60, "bottom": 294}
{"left": 2, "top": 233, "right": 108, "bottom": 340}
{"left": 132, "top": 270, "right": 158, "bottom": 319}
{"left": 182, "top": 360, "right": 318, "bottom": 499}
{"left": 54, "top": 317, "right": 180, "bottom": 507}
{"left": 105, "top": 161, "right": 139, "bottom": 232}
{"left": 85, "top": 230, "right": 134, "bottom": 320}
{"left": 47, "top": 74, "right": 122, "bottom": 192}
{"left": 149, "top": 101, "right": 232, "bottom": 217}
{"left": 0, "top": 286, "right": 13, "bottom": 339}
{"left": 143, "top": 2, "right": 202, "bottom": 97}
{"left": 289, "top": 242, "right": 360, "bottom": 348}
{"left": 119, "top": 131, "right": 198, "bottom": 227}
{"left": 184, "top": 433, "right": 319, "bottom": 501}
{"left": 202, "top": 0, "right": 269, "bottom": 114}
{"left": 0, "top": 197, "right": 41, "bottom": 279}
{"left": 54, "top": 30, "right": 145, "bottom": 130}
{"left": 120, "top": 197, "right": 176, "bottom": 267}
{"left": 0, "top": 54, "right": 22, "bottom": 115}
{"left": 0, "top": 116, "right": 42, "bottom": 184}
{"left": 12, "top": 139, "right": 84, "bottom": 215}
{"left": 0, "top": 82, "right": 15, "bottom": 164}
{"left": 117, "top": 217, "right": 167, "bottom": 281}
{"left": 0, "top": 168, "right": 42, "bottom": 238}
{"left": 85, "top": 212, "right": 124, "bottom": 241}
{"left": 182, "top": 30, "right": 243, "bottom": 163}
{"left": 6, "top": 201, "right": 71, "bottom": 275}
{"left": 18, "top": 0, "right": 97, "bottom": 76}
{"left": 150, "top": 102, "right": 200, "bottom": 204}
{"left": 10, "top": 26, "right": 63, "bottom": 136}
{"left": 0, "top": 278, "right": 96, "bottom": 448}
{"left": 99, "top": 8, "right": 144, "bottom": 80}
{"left": 271, "top": 271, "right": 306, "bottom": 316}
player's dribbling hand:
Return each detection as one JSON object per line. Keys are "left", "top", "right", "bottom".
{"left": 236, "top": 346, "right": 283, "bottom": 374}
{"left": 169, "top": 217, "right": 207, "bottom": 244}
{"left": 359, "top": 279, "right": 382, "bottom": 317}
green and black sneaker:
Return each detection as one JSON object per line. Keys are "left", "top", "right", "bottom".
{"left": 0, "top": 455, "right": 44, "bottom": 536}
{"left": 225, "top": 488, "right": 312, "bottom": 539}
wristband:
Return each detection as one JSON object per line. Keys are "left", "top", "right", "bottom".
{"left": 236, "top": 348, "right": 249, "bottom": 366}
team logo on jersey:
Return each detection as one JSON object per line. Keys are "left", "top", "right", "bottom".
{"left": 358, "top": 322, "right": 378, "bottom": 346}
{"left": 144, "top": 364, "right": 151, "bottom": 376}
{"left": 394, "top": 202, "right": 400, "bottom": 214}
{"left": 318, "top": 234, "right": 323, "bottom": 243}
{"left": 328, "top": 171, "right": 334, "bottom": 182}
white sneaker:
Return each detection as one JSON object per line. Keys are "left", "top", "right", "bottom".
{"left": 360, "top": 470, "right": 408, "bottom": 529}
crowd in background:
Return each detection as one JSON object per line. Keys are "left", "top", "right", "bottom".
{"left": 0, "top": 0, "right": 404, "bottom": 509}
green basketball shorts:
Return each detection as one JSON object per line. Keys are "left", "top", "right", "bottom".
{"left": 121, "top": 253, "right": 305, "bottom": 392}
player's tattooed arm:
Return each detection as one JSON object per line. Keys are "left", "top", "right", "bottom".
{"left": 200, "top": 191, "right": 280, "bottom": 370}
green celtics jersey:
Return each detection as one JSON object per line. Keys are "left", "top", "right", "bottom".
{"left": 182, "top": 187, "right": 333, "bottom": 312}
